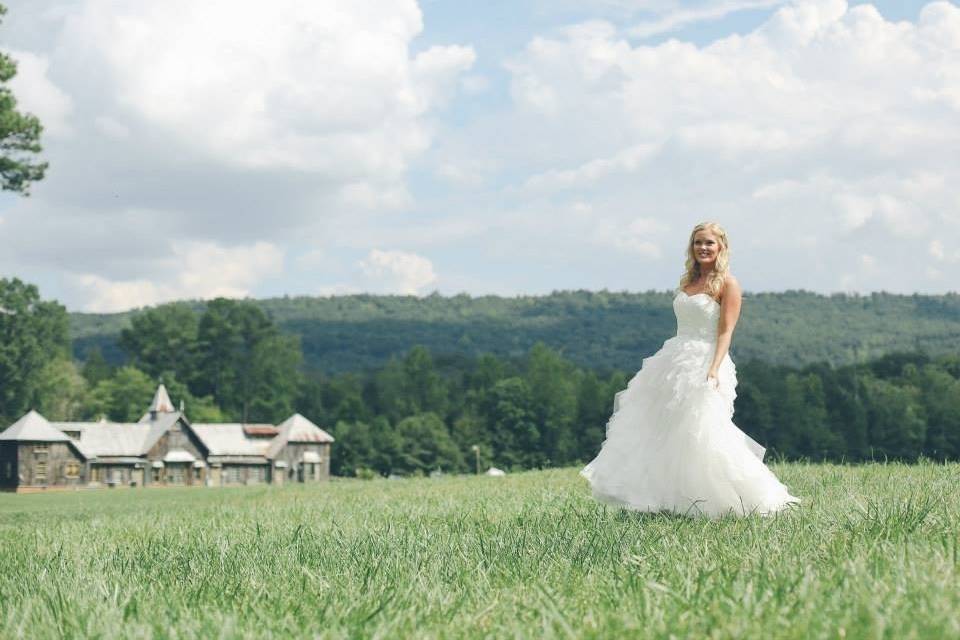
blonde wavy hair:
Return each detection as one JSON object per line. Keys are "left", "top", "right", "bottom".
{"left": 678, "top": 221, "right": 730, "bottom": 299}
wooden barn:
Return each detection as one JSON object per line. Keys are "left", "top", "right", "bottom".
{"left": 0, "top": 385, "right": 334, "bottom": 492}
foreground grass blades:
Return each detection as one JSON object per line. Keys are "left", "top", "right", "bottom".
{"left": 1, "top": 462, "right": 959, "bottom": 639}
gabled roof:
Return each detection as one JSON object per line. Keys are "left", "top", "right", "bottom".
{"left": 191, "top": 424, "right": 271, "bottom": 457}
{"left": 0, "top": 411, "right": 71, "bottom": 442}
{"left": 265, "top": 414, "right": 334, "bottom": 458}
{"left": 68, "top": 421, "right": 151, "bottom": 457}
{"left": 140, "top": 412, "right": 186, "bottom": 455}
{"left": 279, "top": 414, "right": 335, "bottom": 443}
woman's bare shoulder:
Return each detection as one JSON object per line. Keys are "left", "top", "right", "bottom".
{"left": 719, "top": 273, "right": 742, "bottom": 303}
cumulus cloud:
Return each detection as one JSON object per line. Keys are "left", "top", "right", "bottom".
{"left": 73, "top": 241, "right": 284, "bottom": 312}
{"left": 4, "top": 49, "right": 73, "bottom": 136}
{"left": 359, "top": 249, "right": 438, "bottom": 295}
{"left": 60, "top": 0, "right": 474, "bottom": 176}
{"left": 492, "top": 0, "right": 960, "bottom": 293}
{"left": 1, "top": 0, "right": 957, "bottom": 306}
{"left": 0, "top": 0, "right": 474, "bottom": 308}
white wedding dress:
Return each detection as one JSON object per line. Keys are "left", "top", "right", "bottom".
{"left": 581, "top": 290, "right": 800, "bottom": 518}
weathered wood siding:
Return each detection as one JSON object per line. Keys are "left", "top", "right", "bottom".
{"left": 272, "top": 443, "right": 331, "bottom": 482}
{"left": 144, "top": 420, "right": 208, "bottom": 486}
{"left": 10, "top": 442, "right": 86, "bottom": 489}
{"left": 91, "top": 464, "right": 138, "bottom": 487}
{"left": 216, "top": 464, "right": 270, "bottom": 486}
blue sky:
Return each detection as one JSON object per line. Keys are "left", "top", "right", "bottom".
{"left": 0, "top": 0, "right": 956, "bottom": 311}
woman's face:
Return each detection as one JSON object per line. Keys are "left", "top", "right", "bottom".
{"left": 692, "top": 230, "right": 720, "bottom": 267}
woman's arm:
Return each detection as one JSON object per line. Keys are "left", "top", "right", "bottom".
{"left": 707, "top": 275, "right": 742, "bottom": 388}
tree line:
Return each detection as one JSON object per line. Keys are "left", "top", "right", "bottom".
{"left": 4, "top": 278, "right": 960, "bottom": 476}
{"left": 71, "top": 289, "right": 960, "bottom": 374}
{"left": 309, "top": 347, "right": 960, "bottom": 476}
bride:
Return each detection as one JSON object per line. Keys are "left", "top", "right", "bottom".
{"left": 581, "top": 221, "right": 800, "bottom": 518}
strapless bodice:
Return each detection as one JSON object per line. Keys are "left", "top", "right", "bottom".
{"left": 673, "top": 291, "right": 720, "bottom": 341}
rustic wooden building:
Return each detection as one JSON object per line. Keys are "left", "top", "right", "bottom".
{"left": 0, "top": 385, "right": 334, "bottom": 492}
{"left": 0, "top": 411, "right": 90, "bottom": 491}
{"left": 268, "top": 414, "right": 334, "bottom": 483}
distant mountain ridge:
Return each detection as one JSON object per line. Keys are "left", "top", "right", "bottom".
{"left": 69, "top": 290, "right": 960, "bottom": 373}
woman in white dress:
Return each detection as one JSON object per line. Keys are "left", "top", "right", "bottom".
{"left": 581, "top": 221, "right": 800, "bottom": 518}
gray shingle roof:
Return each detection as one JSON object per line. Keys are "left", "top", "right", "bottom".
{"left": 70, "top": 421, "right": 152, "bottom": 457}
{"left": 1, "top": 411, "right": 71, "bottom": 442}
{"left": 191, "top": 424, "right": 272, "bottom": 457}
{"left": 265, "top": 414, "right": 334, "bottom": 458}
{"left": 3, "top": 404, "right": 333, "bottom": 467}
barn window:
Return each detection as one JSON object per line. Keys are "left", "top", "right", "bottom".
{"left": 64, "top": 462, "right": 80, "bottom": 478}
{"left": 34, "top": 444, "right": 49, "bottom": 455}
{"left": 36, "top": 459, "right": 48, "bottom": 479}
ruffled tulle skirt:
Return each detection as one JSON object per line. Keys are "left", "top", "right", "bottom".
{"left": 581, "top": 335, "right": 800, "bottom": 518}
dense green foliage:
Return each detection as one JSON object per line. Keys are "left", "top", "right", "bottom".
{"left": 70, "top": 290, "right": 960, "bottom": 373}
{"left": 0, "top": 290, "right": 294, "bottom": 424}
{"left": 113, "top": 299, "right": 302, "bottom": 423}
{"left": 0, "top": 4, "right": 47, "bottom": 195}
{"left": 1, "top": 464, "right": 958, "bottom": 638}
{"left": 6, "top": 279, "right": 960, "bottom": 472}
{"left": 0, "top": 278, "right": 70, "bottom": 424}
{"left": 308, "top": 346, "right": 960, "bottom": 477}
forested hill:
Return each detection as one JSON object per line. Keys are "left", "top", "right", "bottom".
{"left": 69, "top": 290, "right": 960, "bottom": 373}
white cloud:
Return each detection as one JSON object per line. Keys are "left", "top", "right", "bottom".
{"left": 4, "top": 49, "right": 73, "bottom": 136}
{"left": 523, "top": 144, "right": 659, "bottom": 191}
{"left": 929, "top": 239, "right": 960, "bottom": 263}
{"left": 492, "top": 0, "right": 960, "bottom": 292}
{"left": 339, "top": 182, "right": 413, "bottom": 211}
{"left": 73, "top": 241, "right": 284, "bottom": 312}
{"left": 1, "top": 0, "right": 958, "bottom": 304}
{"left": 359, "top": 249, "right": 438, "bottom": 295}
{"left": 0, "top": 0, "right": 477, "bottom": 309}
{"left": 592, "top": 216, "right": 668, "bottom": 258}
{"left": 316, "top": 283, "right": 362, "bottom": 296}
{"left": 629, "top": 0, "right": 785, "bottom": 38}
{"left": 60, "top": 0, "right": 474, "bottom": 178}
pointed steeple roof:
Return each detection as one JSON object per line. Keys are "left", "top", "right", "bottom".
{"left": 149, "top": 384, "right": 175, "bottom": 414}
{"left": 0, "top": 411, "right": 70, "bottom": 442}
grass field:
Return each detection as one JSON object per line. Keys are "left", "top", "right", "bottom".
{"left": 1, "top": 462, "right": 959, "bottom": 639}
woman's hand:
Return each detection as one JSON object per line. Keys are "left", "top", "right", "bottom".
{"left": 706, "top": 369, "right": 719, "bottom": 390}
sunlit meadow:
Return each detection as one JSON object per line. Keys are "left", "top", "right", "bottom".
{"left": 1, "top": 462, "right": 958, "bottom": 639}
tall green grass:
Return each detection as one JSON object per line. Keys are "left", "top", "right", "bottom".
{"left": 1, "top": 462, "right": 958, "bottom": 639}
